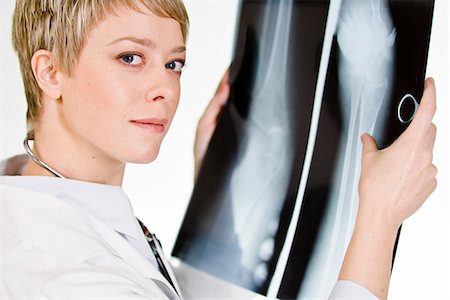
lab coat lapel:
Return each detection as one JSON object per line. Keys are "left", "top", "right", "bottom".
{"left": 2, "top": 184, "right": 112, "bottom": 266}
{"left": 150, "top": 233, "right": 183, "bottom": 296}
{"left": 85, "top": 212, "right": 182, "bottom": 299}
{"left": 1, "top": 184, "right": 182, "bottom": 299}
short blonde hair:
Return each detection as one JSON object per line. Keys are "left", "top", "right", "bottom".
{"left": 12, "top": 0, "right": 189, "bottom": 135}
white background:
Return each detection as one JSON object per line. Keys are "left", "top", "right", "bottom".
{"left": 1, "top": 0, "right": 448, "bottom": 298}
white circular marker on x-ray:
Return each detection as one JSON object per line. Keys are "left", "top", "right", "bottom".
{"left": 397, "top": 93, "right": 419, "bottom": 124}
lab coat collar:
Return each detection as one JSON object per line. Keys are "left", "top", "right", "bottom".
{"left": 1, "top": 175, "right": 140, "bottom": 241}
{"left": 1, "top": 184, "right": 181, "bottom": 299}
{"left": 0, "top": 154, "right": 140, "bottom": 242}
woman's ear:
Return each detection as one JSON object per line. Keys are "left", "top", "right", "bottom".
{"left": 31, "top": 50, "right": 62, "bottom": 100}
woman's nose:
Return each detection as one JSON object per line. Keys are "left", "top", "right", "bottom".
{"left": 144, "top": 67, "right": 177, "bottom": 102}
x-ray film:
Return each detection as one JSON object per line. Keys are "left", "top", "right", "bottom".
{"left": 173, "top": 0, "right": 434, "bottom": 298}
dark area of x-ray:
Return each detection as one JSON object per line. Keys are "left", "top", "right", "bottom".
{"left": 173, "top": 0, "right": 434, "bottom": 298}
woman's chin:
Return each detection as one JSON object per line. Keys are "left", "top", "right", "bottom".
{"left": 125, "top": 149, "right": 160, "bottom": 164}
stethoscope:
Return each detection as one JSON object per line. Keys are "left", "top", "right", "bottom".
{"left": 23, "top": 136, "right": 180, "bottom": 297}
{"left": 23, "top": 136, "right": 66, "bottom": 178}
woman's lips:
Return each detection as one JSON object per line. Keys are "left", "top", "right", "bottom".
{"left": 129, "top": 118, "right": 168, "bottom": 133}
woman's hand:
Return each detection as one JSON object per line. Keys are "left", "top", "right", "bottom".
{"left": 194, "top": 70, "right": 230, "bottom": 178}
{"left": 338, "top": 78, "right": 437, "bottom": 299}
{"left": 358, "top": 77, "right": 437, "bottom": 229}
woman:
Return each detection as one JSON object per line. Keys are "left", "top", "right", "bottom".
{"left": 0, "top": 0, "right": 437, "bottom": 299}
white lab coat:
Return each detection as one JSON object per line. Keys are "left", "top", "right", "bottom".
{"left": 0, "top": 184, "right": 180, "bottom": 299}
{"left": 0, "top": 155, "right": 377, "bottom": 299}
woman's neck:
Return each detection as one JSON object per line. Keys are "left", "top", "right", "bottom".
{"left": 22, "top": 136, "right": 126, "bottom": 186}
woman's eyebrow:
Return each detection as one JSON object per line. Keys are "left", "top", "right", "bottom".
{"left": 108, "top": 36, "right": 155, "bottom": 47}
{"left": 107, "top": 36, "right": 186, "bottom": 54}
{"left": 172, "top": 46, "right": 186, "bottom": 54}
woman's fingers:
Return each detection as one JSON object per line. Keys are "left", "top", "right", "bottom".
{"left": 358, "top": 78, "right": 438, "bottom": 226}
{"left": 199, "top": 69, "right": 230, "bottom": 127}
{"left": 424, "top": 122, "right": 437, "bottom": 152}
{"left": 419, "top": 163, "right": 438, "bottom": 204}
{"left": 214, "top": 69, "right": 230, "bottom": 97}
{"left": 403, "top": 77, "right": 436, "bottom": 139}
{"left": 194, "top": 69, "right": 230, "bottom": 178}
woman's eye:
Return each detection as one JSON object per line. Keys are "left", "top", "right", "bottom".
{"left": 165, "top": 60, "right": 185, "bottom": 73}
{"left": 119, "top": 54, "right": 143, "bottom": 66}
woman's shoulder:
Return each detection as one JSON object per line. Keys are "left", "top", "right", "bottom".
{"left": 0, "top": 154, "right": 28, "bottom": 175}
{"left": 1, "top": 184, "right": 114, "bottom": 263}
{"left": 1, "top": 184, "right": 173, "bottom": 299}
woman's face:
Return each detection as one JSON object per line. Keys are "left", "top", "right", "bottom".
{"left": 58, "top": 5, "right": 185, "bottom": 164}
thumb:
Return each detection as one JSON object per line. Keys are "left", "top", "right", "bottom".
{"left": 214, "top": 69, "right": 230, "bottom": 98}
{"left": 361, "top": 133, "right": 379, "bottom": 154}
{"left": 215, "top": 78, "right": 230, "bottom": 104}
{"left": 210, "top": 70, "right": 230, "bottom": 109}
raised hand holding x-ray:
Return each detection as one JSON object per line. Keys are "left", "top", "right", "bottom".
{"left": 339, "top": 78, "right": 437, "bottom": 299}
{"left": 194, "top": 70, "right": 230, "bottom": 178}
{"left": 358, "top": 78, "right": 437, "bottom": 227}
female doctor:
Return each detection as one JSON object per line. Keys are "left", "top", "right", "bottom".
{"left": 0, "top": 0, "right": 437, "bottom": 299}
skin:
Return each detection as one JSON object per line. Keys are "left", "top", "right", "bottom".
{"left": 23, "top": 4, "right": 187, "bottom": 185}
{"left": 21, "top": 4, "right": 437, "bottom": 299}
{"left": 196, "top": 75, "right": 437, "bottom": 299}
{"left": 340, "top": 78, "right": 437, "bottom": 299}
{"left": 194, "top": 69, "right": 230, "bottom": 178}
